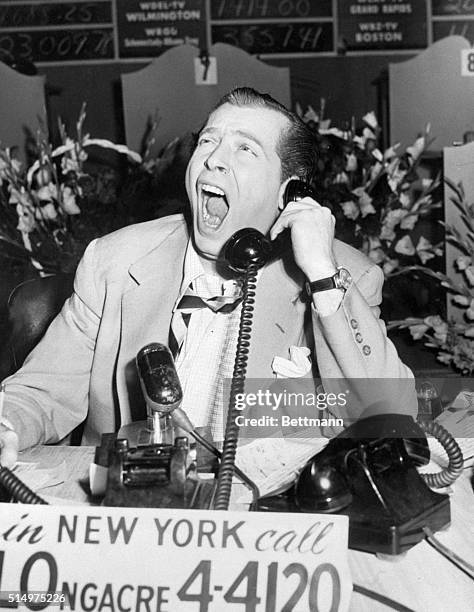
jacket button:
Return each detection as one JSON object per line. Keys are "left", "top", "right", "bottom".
{"left": 350, "top": 319, "right": 358, "bottom": 329}
{"left": 362, "top": 345, "right": 371, "bottom": 356}
{"left": 355, "top": 333, "right": 363, "bottom": 343}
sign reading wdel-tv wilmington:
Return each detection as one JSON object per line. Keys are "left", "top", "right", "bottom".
{"left": 117, "top": 0, "right": 207, "bottom": 58}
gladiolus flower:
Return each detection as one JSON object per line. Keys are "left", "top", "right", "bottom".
{"left": 406, "top": 135, "right": 425, "bottom": 161}
{"left": 456, "top": 256, "right": 471, "bottom": 270}
{"left": 345, "top": 153, "right": 358, "bottom": 172}
{"left": 383, "top": 258, "right": 399, "bottom": 275}
{"left": 362, "top": 111, "right": 378, "bottom": 130}
{"left": 352, "top": 187, "right": 376, "bottom": 217}
{"left": 35, "top": 202, "right": 58, "bottom": 221}
{"left": 60, "top": 185, "right": 81, "bottom": 215}
{"left": 409, "top": 323, "right": 429, "bottom": 340}
{"left": 465, "top": 266, "right": 474, "bottom": 286}
{"left": 394, "top": 235, "right": 416, "bottom": 256}
{"left": 341, "top": 200, "right": 359, "bottom": 220}
{"left": 16, "top": 203, "right": 36, "bottom": 233}
{"left": 453, "top": 294, "right": 470, "bottom": 306}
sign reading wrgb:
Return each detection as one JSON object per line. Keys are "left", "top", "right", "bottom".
{"left": 0, "top": 503, "right": 351, "bottom": 611}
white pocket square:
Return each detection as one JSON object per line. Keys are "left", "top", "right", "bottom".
{"left": 272, "top": 346, "right": 312, "bottom": 378}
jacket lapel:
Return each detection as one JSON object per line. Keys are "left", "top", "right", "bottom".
{"left": 116, "top": 223, "right": 188, "bottom": 423}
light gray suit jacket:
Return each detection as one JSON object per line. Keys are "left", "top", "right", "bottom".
{"left": 4, "top": 215, "right": 415, "bottom": 448}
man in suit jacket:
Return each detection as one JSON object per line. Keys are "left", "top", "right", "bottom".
{"left": 0, "top": 88, "right": 415, "bottom": 464}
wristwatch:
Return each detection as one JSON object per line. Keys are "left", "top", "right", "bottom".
{"left": 305, "top": 267, "right": 352, "bottom": 297}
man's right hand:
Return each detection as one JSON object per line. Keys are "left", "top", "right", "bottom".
{"left": 0, "top": 428, "right": 19, "bottom": 468}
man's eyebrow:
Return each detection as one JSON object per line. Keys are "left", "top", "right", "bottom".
{"left": 199, "top": 126, "right": 264, "bottom": 149}
{"left": 234, "top": 129, "right": 264, "bottom": 149}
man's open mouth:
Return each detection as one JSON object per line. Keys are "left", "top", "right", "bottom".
{"left": 200, "top": 183, "right": 229, "bottom": 230}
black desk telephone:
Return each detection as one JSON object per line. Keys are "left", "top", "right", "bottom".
{"left": 259, "top": 413, "right": 463, "bottom": 555}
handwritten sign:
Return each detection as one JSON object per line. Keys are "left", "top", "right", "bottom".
{"left": 116, "top": 0, "right": 207, "bottom": 59}
{"left": 210, "top": 0, "right": 333, "bottom": 19}
{"left": 0, "top": 1, "right": 114, "bottom": 64}
{"left": 337, "top": 0, "right": 427, "bottom": 50}
{"left": 0, "top": 503, "right": 351, "bottom": 611}
{"left": 432, "top": 0, "right": 474, "bottom": 15}
{"left": 211, "top": 21, "right": 333, "bottom": 54}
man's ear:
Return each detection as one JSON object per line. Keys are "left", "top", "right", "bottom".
{"left": 277, "top": 175, "right": 300, "bottom": 211}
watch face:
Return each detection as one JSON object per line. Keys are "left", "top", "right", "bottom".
{"left": 335, "top": 268, "right": 352, "bottom": 290}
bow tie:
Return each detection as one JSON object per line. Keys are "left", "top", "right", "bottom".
{"left": 177, "top": 286, "right": 243, "bottom": 314}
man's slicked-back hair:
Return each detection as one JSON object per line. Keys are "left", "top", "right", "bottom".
{"left": 213, "top": 87, "right": 317, "bottom": 183}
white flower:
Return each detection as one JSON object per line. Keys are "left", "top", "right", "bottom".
{"left": 399, "top": 191, "right": 411, "bottom": 208}
{"left": 406, "top": 135, "right": 425, "bottom": 161}
{"left": 35, "top": 182, "right": 58, "bottom": 203}
{"left": 362, "top": 126, "right": 376, "bottom": 142}
{"left": 416, "top": 236, "right": 435, "bottom": 264}
{"left": 394, "top": 235, "right": 416, "bottom": 256}
{"left": 341, "top": 200, "right": 359, "bottom": 220}
{"left": 383, "top": 143, "right": 400, "bottom": 160}
{"left": 383, "top": 257, "right": 399, "bottom": 275}
{"left": 352, "top": 187, "right": 376, "bottom": 217}
{"left": 464, "top": 327, "right": 474, "bottom": 338}
{"left": 35, "top": 202, "right": 58, "bottom": 221}
{"left": 60, "top": 185, "right": 81, "bottom": 215}
{"left": 456, "top": 256, "right": 471, "bottom": 270}
{"left": 400, "top": 213, "right": 417, "bottom": 230}
{"left": 453, "top": 294, "right": 470, "bottom": 306}
{"left": 466, "top": 299, "right": 474, "bottom": 320}
{"left": 9, "top": 187, "right": 32, "bottom": 208}
{"left": 345, "top": 153, "right": 358, "bottom": 172}
{"left": 380, "top": 225, "right": 396, "bottom": 242}
{"left": 409, "top": 323, "right": 429, "bottom": 340}
{"left": 303, "top": 104, "right": 319, "bottom": 123}
{"left": 371, "top": 148, "right": 383, "bottom": 162}
{"left": 16, "top": 203, "right": 36, "bottom": 233}
{"left": 384, "top": 208, "right": 406, "bottom": 228}
{"left": 362, "top": 111, "right": 378, "bottom": 130}
{"left": 334, "top": 171, "right": 349, "bottom": 184}
{"left": 465, "top": 266, "right": 474, "bottom": 286}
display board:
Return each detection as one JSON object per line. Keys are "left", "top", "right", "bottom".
{"left": 1, "top": 1, "right": 474, "bottom": 64}
{"left": 337, "top": 1, "right": 428, "bottom": 51}
{"left": 0, "top": 1, "right": 114, "bottom": 63}
{"left": 210, "top": 0, "right": 334, "bottom": 55}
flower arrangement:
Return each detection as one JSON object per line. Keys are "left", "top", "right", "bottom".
{"left": 0, "top": 104, "right": 144, "bottom": 274}
{"left": 296, "top": 102, "right": 443, "bottom": 277}
{"left": 389, "top": 179, "right": 474, "bottom": 375}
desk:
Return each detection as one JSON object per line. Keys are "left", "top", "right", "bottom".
{"left": 19, "top": 446, "right": 474, "bottom": 612}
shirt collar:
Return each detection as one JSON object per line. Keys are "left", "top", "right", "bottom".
{"left": 175, "top": 240, "right": 242, "bottom": 308}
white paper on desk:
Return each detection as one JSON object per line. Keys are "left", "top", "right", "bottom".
{"left": 436, "top": 404, "right": 474, "bottom": 466}
{"left": 13, "top": 460, "right": 67, "bottom": 492}
{"left": 235, "top": 437, "right": 328, "bottom": 501}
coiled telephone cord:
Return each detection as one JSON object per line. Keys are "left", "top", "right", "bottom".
{"left": 214, "top": 263, "right": 258, "bottom": 511}
{"left": 0, "top": 464, "right": 47, "bottom": 504}
{"left": 419, "top": 420, "right": 464, "bottom": 488}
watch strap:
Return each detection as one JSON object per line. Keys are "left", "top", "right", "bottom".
{"left": 305, "top": 277, "right": 336, "bottom": 294}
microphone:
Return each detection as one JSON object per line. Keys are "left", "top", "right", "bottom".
{"left": 136, "top": 343, "right": 260, "bottom": 506}
{"left": 136, "top": 343, "right": 186, "bottom": 443}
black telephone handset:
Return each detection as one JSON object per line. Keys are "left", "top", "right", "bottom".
{"left": 284, "top": 413, "right": 463, "bottom": 555}
{"left": 223, "top": 179, "right": 316, "bottom": 273}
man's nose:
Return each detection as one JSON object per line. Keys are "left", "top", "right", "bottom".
{"left": 204, "top": 143, "right": 230, "bottom": 173}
